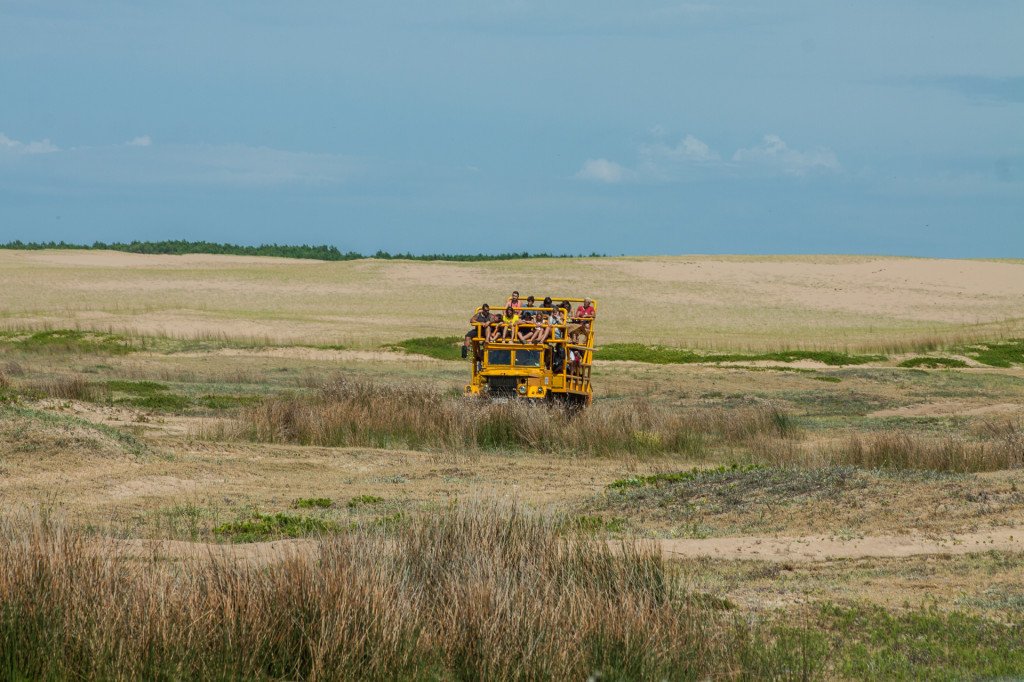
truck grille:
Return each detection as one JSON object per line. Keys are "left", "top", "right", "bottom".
{"left": 484, "top": 376, "right": 517, "bottom": 396}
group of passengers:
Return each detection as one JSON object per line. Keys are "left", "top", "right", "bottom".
{"left": 462, "top": 290, "right": 596, "bottom": 358}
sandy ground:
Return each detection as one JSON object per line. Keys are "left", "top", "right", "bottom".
{"left": 656, "top": 528, "right": 1024, "bottom": 562}
{"left": 166, "top": 347, "right": 441, "bottom": 363}
{"left": 92, "top": 527, "right": 1024, "bottom": 567}
{"left": 3, "top": 250, "right": 1023, "bottom": 348}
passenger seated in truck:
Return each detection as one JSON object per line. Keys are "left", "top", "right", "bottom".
{"left": 569, "top": 298, "right": 596, "bottom": 343}
{"left": 524, "top": 309, "right": 549, "bottom": 343}
{"left": 541, "top": 296, "right": 553, "bottom": 310}
{"left": 498, "top": 305, "right": 520, "bottom": 342}
{"left": 548, "top": 305, "right": 566, "bottom": 340}
{"left": 486, "top": 307, "right": 505, "bottom": 343}
{"left": 520, "top": 295, "right": 536, "bottom": 323}
{"left": 463, "top": 304, "right": 492, "bottom": 358}
{"left": 506, "top": 291, "right": 523, "bottom": 310}
{"left": 568, "top": 347, "right": 583, "bottom": 374}
{"left": 551, "top": 343, "right": 565, "bottom": 373}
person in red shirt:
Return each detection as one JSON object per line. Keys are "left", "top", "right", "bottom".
{"left": 569, "top": 298, "right": 596, "bottom": 343}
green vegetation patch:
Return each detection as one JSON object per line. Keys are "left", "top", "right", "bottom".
{"left": 392, "top": 336, "right": 463, "bottom": 361}
{"left": 961, "top": 340, "right": 1024, "bottom": 368}
{"left": 899, "top": 356, "right": 970, "bottom": 369}
{"left": 213, "top": 512, "right": 339, "bottom": 542}
{"left": 106, "top": 380, "right": 191, "bottom": 411}
{"left": 609, "top": 463, "right": 762, "bottom": 490}
{"left": 601, "top": 344, "right": 704, "bottom": 364}
{"left": 601, "top": 343, "right": 885, "bottom": 366}
{"left": 571, "top": 515, "right": 626, "bottom": 533}
{"left": 293, "top": 497, "right": 333, "bottom": 509}
{"left": 823, "top": 604, "right": 1024, "bottom": 680}
{"left": 197, "top": 394, "right": 260, "bottom": 409}
{"left": 106, "top": 380, "right": 169, "bottom": 394}
{"left": 0, "top": 405, "right": 147, "bottom": 457}
{"left": 600, "top": 466, "right": 871, "bottom": 520}
{"left": 348, "top": 494, "right": 384, "bottom": 508}
{"left": 0, "top": 330, "right": 135, "bottom": 355}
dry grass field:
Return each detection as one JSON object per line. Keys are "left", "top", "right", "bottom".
{"left": 3, "top": 249, "right": 1024, "bottom": 349}
{"left": 3, "top": 250, "right": 1024, "bottom": 678}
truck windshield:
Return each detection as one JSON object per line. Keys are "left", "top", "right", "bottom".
{"left": 487, "top": 349, "right": 512, "bottom": 366}
{"left": 515, "top": 350, "right": 541, "bottom": 367}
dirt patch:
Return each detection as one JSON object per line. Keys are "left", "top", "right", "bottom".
{"left": 102, "top": 527, "right": 1024, "bottom": 567}
{"left": 655, "top": 527, "right": 1024, "bottom": 562}
{"left": 870, "top": 401, "right": 1024, "bottom": 418}
{"left": 166, "top": 347, "right": 438, "bottom": 363}
{"left": 105, "top": 476, "right": 207, "bottom": 500}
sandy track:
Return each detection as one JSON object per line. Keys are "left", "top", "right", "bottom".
{"left": 655, "top": 528, "right": 1024, "bottom": 562}
{"left": 98, "top": 528, "right": 1024, "bottom": 566}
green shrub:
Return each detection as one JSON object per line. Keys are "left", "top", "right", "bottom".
{"left": 391, "top": 336, "right": 463, "bottom": 361}
{"left": 347, "top": 495, "right": 383, "bottom": 508}
{"left": 608, "top": 463, "right": 761, "bottom": 490}
{"left": 898, "top": 356, "right": 969, "bottom": 368}
{"left": 0, "top": 330, "right": 135, "bottom": 354}
{"left": 213, "top": 512, "right": 339, "bottom": 542}
{"left": 293, "top": 497, "right": 333, "bottom": 509}
{"left": 962, "top": 340, "right": 1024, "bottom": 368}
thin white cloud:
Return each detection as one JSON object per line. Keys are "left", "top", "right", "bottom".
{"left": 0, "top": 132, "right": 59, "bottom": 155}
{"left": 641, "top": 134, "right": 719, "bottom": 164}
{"left": 732, "top": 134, "right": 840, "bottom": 176}
{"left": 0, "top": 135, "right": 364, "bottom": 188}
{"left": 575, "top": 158, "right": 630, "bottom": 183}
{"left": 580, "top": 131, "right": 842, "bottom": 186}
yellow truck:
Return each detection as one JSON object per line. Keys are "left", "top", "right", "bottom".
{"left": 464, "top": 298, "right": 596, "bottom": 408}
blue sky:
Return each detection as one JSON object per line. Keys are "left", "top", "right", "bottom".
{"left": 1, "top": 1, "right": 1021, "bottom": 256}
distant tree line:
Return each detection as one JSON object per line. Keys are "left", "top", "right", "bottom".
{"left": 0, "top": 240, "right": 603, "bottom": 262}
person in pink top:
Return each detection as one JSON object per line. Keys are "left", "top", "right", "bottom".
{"left": 506, "top": 290, "right": 523, "bottom": 310}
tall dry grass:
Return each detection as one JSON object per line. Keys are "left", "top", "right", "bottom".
{"left": 749, "top": 429, "right": 1024, "bottom": 473}
{"left": 0, "top": 506, "right": 817, "bottom": 680}
{"left": 202, "top": 378, "right": 797, "bottom": 457}
{"left": 22, "top": 374, "right": 99, "bottom": 401}
{"left": 827, "top": 431, "right": 1024, "bottom": 472}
